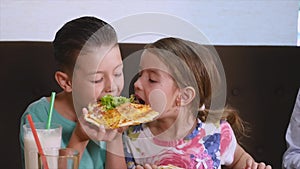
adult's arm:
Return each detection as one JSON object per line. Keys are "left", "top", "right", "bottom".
{"left": 282, "top": 89, "right": 300, "bottom": 169}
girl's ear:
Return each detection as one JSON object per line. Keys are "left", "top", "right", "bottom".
{"left": 55, "top": 71, "right": 72, "bottom": 92}
{"left": 179, "top": 86, "right": 196, "bottom": 106}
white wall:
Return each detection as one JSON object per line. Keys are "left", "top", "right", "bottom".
{"left": 0, "top": 0, "right": 298, "bottom": 46}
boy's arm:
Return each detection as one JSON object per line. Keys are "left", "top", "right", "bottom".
{"left": 67, "top": 108, "right": 120, "bottom": 161}
{"left": 67, "top": 123, "right": 90, "bottom": 161}
{"left": 105, "top": 133, "right": 127, "bottom": 169}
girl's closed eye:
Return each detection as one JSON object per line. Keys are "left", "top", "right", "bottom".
{"left": 148, "top": 72, "right": 159, "bottom": 83}
{"left": 149, "top": 78, "right": 157, "bottom": 83}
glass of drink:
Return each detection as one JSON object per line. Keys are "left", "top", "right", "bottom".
{"left": 23, "top": 122, "right": 62, "bottom": 169}
{"left": 38, "top": 148, "right": 79, "bottom": 169}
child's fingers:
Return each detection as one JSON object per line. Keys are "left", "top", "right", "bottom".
{"left": 82, "top": 107, "right": 88, "bottom": 115}
{"left": 265, "top": 165, "right": 272, "bottom": 169}
{"left": 245, "top": 158, "right": 252, "bottom": 169}
{"left": 136, "top": 165, "right": 144, "bottom": 169}
{"left": 251, "top": 162, "right": 258, "bottom": 169}
{"left": 105, "top": 129, "right": 119, "bottom": 141}
{"left": 257, "top": 162, "right": 272, "bottom": 169}
{"left": 143, "top": 164, "right": 156, "bottom": 169}
{"left": 257, "top": 162, "right": 266, "bottom": 169}
{"left": 151, "top": 164, "right": 158, "bottom": 169}
{"left": 135, "top": 164, "right": 156, "bottom": 169}
{"left": 144, "top": 164, "right": 151, "bottom": 169}
{"left": 117, "top": 126, "right": 128, "bottom": 133}
{"left": 251, "top": 162, "right": 272, "bottom": 169}
{"left": 95, "top": 125, "right": 105, "bottom": 140}
{"left": 245, "top": 158, "right": 264, "bottom": 169}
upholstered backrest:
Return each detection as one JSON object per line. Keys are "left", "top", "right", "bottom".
{"left": 0, "top": 42, "right": 299, "bottom": 168}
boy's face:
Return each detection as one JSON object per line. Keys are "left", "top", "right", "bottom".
{"left": 72, "top": 45, "right": 124, "bottom": 111}
{"left": 134, "top": 51, "right": 180, "bottom": 119}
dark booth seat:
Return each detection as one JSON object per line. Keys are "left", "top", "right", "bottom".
{"left": 0, "top": 41, "right": 300, "bottom": 169}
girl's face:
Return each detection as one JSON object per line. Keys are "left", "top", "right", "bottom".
{"left": 72, "top": 45, "right": 124, "bottom": 110}
{"left": 134, "top": 52, "right": 180, "bottom": 119}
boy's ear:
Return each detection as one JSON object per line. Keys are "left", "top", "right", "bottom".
{"left": 179, "top": 86, "right": 196, "bottom": 106}
{"left": 55, "top": 71, "right": 72, "bottom": 92}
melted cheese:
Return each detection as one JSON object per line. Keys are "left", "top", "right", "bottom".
{"left": 85, "top": 102, "right": 159, "bottom": 129}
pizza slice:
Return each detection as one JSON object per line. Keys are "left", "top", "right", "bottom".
{"left": 84, "top": 94, "right": 159, "bottom": 129}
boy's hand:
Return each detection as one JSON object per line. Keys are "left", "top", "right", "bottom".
{"left": 77, "top": 108, "right": 119, "bottom": 142}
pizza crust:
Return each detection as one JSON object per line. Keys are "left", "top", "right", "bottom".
{"left": 84, "top": 101, "right": 159, "bottom": 129}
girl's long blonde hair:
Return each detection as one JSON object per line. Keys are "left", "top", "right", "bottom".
{"left": 144, "top": 37, "right": 248, "bottom": 142}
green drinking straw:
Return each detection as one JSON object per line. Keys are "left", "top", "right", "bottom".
{"left": 47, "top": 92, "right": 56, "bottom": 129}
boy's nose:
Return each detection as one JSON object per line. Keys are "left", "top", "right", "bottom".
{"left": 104, "top": 77, "right": 117, "bottom": 93}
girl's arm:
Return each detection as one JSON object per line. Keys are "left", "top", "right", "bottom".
{"left": 227, "top": 144, "right": 272, "bottom": 169}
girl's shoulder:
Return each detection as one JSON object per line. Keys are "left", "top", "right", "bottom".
{"left": 201, "top": 119, "right": 233, "bottom": 131}
{"left": 200, "top": 119, "right": 235, "bottom": 143}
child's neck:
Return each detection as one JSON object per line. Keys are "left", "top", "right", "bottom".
{"left": 148, "top": 110, "right": 197, "bottom": 141}
{"left": 52, "top": 91, "right": 77, "bottom": 122}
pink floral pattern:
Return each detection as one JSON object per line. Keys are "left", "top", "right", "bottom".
{"left": 124, "top": 120, "right": 236, "bottom": 169}
{"left": 220, "top": 122, "right": 233, "bottom": 155}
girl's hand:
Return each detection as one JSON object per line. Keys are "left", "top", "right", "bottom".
{"left": 245, "top": 159, "right": 272, "bottom": 169}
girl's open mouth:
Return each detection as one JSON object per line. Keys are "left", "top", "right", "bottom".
{"left": 133, "top": 94, "right": 146, "bottom": 104}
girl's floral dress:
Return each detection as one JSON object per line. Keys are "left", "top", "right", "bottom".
{"left": 123, "top": 119, "right": 237, "bottom": 169}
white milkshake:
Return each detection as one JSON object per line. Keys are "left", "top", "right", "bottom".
{"left": 23, "top": 123, "right": 62, "bottom": 169}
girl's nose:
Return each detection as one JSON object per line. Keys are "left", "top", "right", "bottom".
{"left": 134, "top": 78, "right": 142, "bottom": 91}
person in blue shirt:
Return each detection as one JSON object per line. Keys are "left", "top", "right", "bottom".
{"left": 282, "top": 89, "right": 300, "bottom": 169}
{"left": 19, "top": 16, "right": 124, "bottom": 169}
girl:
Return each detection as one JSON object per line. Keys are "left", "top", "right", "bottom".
{"left": 121, "top": 37, "right": 272, "bottom": 169}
